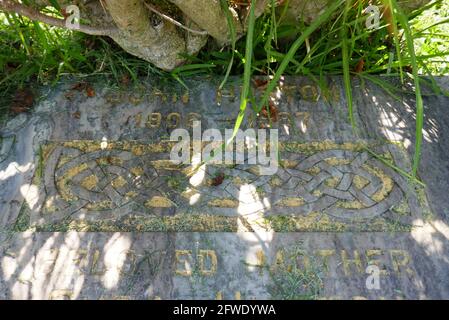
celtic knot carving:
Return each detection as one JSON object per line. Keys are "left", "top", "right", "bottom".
{"left": 32, "top": 141, "right": 422, "bottom": 228}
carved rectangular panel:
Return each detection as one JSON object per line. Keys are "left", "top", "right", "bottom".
{"left": 21, "top": 140, "right": 426, "bottom": 232}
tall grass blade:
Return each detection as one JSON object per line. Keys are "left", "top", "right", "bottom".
{"left": 219, "top": 0, "right": 237, "bottom": 90}
{"left": 257, "top": 0, "right": 345, "bottom": 112}
{"left": 228, "top": 0, "right": 257, "bottom": 143}
{"left": 342, "top": 0, "right": 356, "bottom": 129}
{"left": 392, "top": 0, "right": 424, "bottom": 177}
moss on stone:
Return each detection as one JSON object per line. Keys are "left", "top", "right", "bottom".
{"left": 208, "top": 198, "right": 239, "bottom": 208}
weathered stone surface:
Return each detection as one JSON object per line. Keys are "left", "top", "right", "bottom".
{"left": 1, "top": 76, "right": 449, "bottom": 299}
{"left": 1, "top": 231, "right": 448, "bottom": 300}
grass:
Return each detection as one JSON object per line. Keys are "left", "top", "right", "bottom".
{"left": 1, "top": 0, "right": 449, "bottom": 178}
{"left": 0, "top": 11, "right": 161, "bottom": 122}
{"left": 268, "top": 245, "right": 324, "bottom": 300}
{"left": 256, "top": 0, "right": 346, "bottom": 113}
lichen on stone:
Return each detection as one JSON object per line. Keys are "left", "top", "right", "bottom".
{"left": 337, "top": 199, "right": 365, "bottom": 209}
{"left": 353, "top": 175, "right": 370, "bottom": 189}
{"left": 80, "top": 175, "right": 99, "bottom": 190}
{"left": 111, "top": 176, "right": 127, "bottom": 189}
{"left": 208, "top": 198, "right": 239, "bottom": 208}
{"left": 145, "top": 196, "right": 174, "bottom": 208}
{"left": 362, "top": 164, "right": 394, "bottom": 202}
{"left": 324, "top": 176, "right": 340, "bottom": 188}
{"left": 275, "top": 197, "right": 305, "bottom": 207}
{"left": 269, "top": 176, "right": 283, "bottom": 187}
{"left": 325, "top": 157, "right": 351, "bottom": 166}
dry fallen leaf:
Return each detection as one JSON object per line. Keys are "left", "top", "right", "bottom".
{"left": 121, "top": 74, "right": 130, "bottom": 87}
{"left": 260, "top": 101, "right": 278, "bottom": 122}
{"left": 71, "top": 82, "right": 88, "bottom": 91}
{"left": 61, "top": 8, "right": 69, "bottom": 19}
{"left": 10, "top": 88, "right": 34, "bottom": 114}
{"left": 252, "top": 78, "right": 269, "bottom": 90}
{"left": 86, "top": 85, "right": 95, "bottom": 97}
{"left": 65, "top": 91, "right": 75, "bottom": 100}
{"left": 72, "top": 111, "right": 81, "bottom": 119}
{"left": 355, "top": 59, "right": 365, "bottom": 73}
{"left": 211, "top": 172, "right": 225, "bottom": 186}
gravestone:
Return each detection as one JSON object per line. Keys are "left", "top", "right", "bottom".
{"left": 1, "top": 76, "right": 449, "bottom": 299}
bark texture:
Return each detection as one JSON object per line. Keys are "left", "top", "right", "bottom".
{"left": 104, "top": 0, "right": 186, "bottom": 70}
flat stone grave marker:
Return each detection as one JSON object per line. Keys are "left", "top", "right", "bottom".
{"left": 1, "top": 76, "right": 449, "bottom": 299}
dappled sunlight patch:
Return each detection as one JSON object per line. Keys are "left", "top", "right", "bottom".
{"left": 411, "top": 220, "right": 449, "bottom": 261}
{"left": 20, "top": 184, "right": 39, "bottom": 211}
{"left": 102, "top": 233, "right": 132, "bottom": 290}
{"left": 0, "top": 162, "right": 32, "bottom": 181}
